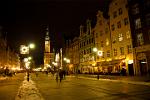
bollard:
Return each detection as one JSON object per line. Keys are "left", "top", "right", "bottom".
{"left": 27, "top": 72, "right": 29, "bottom": 81}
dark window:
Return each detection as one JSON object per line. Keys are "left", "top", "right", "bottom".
{"left": 96, "top": 33, "right": 98, "bottom": 38}
{"left": 113, "top": 11, "right": 117, "bottom": 18}
{"left": 132, "top": 4, "right": 139, "bottom": 15}
{"left": 102, "top": 52, "right": 104, "bottom": 58}
{"left": 101, "top": 41, "right": 104, "bottom": 47}
{"left": 137, "top": 33, "right": 144, "bottom": 46}
{"left": 111, "top": 24, "right": 115, "bottom": 31}
{"left": 118, "top": 8, "right": 122, "bottom": 15}
{"left": 92, "top": 38, "right": 94, "bottom": 43}
{"left": 124, "top": 18, "right": 129, "bottom": 25}
{"left": 100, "top": 31, "right": 103, "bottom": 36}
{"left": 99, "top": 20, "right": 102, "bottom": 25}
{"left": 117, "top": 21, "right": 121, "bottom": 28}
{"left": 146, "top": 14, "right": 150, "bottom": 26}
{"left": 105, "top": 28, "right": 109, "bottom": 34}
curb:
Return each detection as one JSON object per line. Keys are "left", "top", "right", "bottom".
{"left": 76, "top": 76, "right": 150, "bottom": 86}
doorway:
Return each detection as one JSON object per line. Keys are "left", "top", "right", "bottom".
{"left": 128, "top": 64, "right": 134, "bottom": 76}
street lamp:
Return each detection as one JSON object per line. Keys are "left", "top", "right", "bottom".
{"left": 29, "top": 43, "right": 35, "bottom": 49}
{"left": 93, "top": 47, "right": 103, "bottom": 79}
{"left": 20, "top": 43, "right": 35, "bottom": 81}
{"left": 93, "top": 47, "right": 98, "bottom": 52}
{"left": 63, "top": 57, "right": 70, "bottom": 74}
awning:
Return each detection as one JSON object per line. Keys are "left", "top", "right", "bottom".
{"left": 97, "top": 59, "right": 124, "bottom": 66}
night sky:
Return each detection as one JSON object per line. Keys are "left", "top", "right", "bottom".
{"left": 0, "top": 0, "right": 110, "bottom": 66}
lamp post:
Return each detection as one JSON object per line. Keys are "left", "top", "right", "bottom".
{"left": 20, "top": 43, "right": 35, "bottom": 81}
{"left": 93, "top": 47, "right": 103, "bottom": 79}
{"left": 64, "top": 57, "right": 70, "bottom": 75}
{"left": 93, "top": 47, "right": 98, "bottom": 73}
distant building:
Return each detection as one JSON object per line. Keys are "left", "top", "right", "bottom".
{"left": 0, "top": 26, "right": 20, "bottom": 70}
{"left": 44, "top": 27, "right": 54, "bottom": 69}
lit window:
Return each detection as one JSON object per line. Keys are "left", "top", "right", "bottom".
{"left": 118, "top": 33, "right": 123, "bottom": 41}
{"left": 135, "top": 18, "right": 141, "bottom": 29}
{"left": 107, "top": 50, "right": 111, "bottom": 57}
{"left": 126, "top": 31, "right": 130, "bottom": 39}
{"left": 120, "top": 47, "right": 124, "bottom": 55}
{"left": 106, "top": 38, "right": 109, "bottom": 46}
{"left": 137, "top": 33, "right": 144, "bottom": 46}
{"left": 127, "top": 45, "right": 132, "bottom": 54}
{"left": 114, "top": 49, "right": 117, "bottom": 56}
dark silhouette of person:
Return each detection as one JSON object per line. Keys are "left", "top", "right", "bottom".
{"left": 59, "top": 70, "right": 63, "bottom": 82}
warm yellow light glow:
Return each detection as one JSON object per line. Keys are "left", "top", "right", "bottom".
{"left": 93, "top": 47, "right": 98, "bottom": 52}
{"left": 28, "top": 57, "right": 32, "bottom": 60}
{"left": 128, "top": 60, "right": 133, "bottom": 64}
{"left": 66, "top": 59, "right": 70, "bottom": 63}
{"left": 29, "top": 43, "right": 35, "bottom": 49}
{"left": 97, "top": 50, "right": 103, "bottom": 56}
{"left": 24, "top": 58, "right": 28, "bottom": 63}
{"left": 64, "top": 58, "right": 67, "bottom": 61}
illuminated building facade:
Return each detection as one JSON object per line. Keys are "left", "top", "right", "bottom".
{"left": 94, "top": 10, "right": 112, "bottom": 74}
{"left": 44, "top": 27, "right": 54, "bottom": 69}
{"left": 79, "top": 20, "right": 95, "bottom": 74}
{"left": 108, "top": 0, "right": 134, "bottom": 75}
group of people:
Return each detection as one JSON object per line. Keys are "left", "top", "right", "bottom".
{"left": 0, "top": 67, "right": 15, "bottom": 77}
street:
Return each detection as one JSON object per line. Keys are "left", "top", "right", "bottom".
{"left": 0, "top": 72, "right": 150, "bottom": 100}
{"left": 0, "top": 73, "right": 25, "bottom": 100}
{"left": 31, "top": 73, "right": 150, "bottom": 100}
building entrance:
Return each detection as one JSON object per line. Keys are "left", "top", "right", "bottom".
{"left": 128, "top": 64, "right": 134, "bottom": 76}
{"left": 139, "top": 59, "right": 147, "bottom": 76}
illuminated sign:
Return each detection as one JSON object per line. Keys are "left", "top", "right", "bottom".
{"left": 20, "top": 45, "right": 29, "bottom": 54}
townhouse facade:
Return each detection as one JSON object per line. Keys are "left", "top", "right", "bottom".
{"left": 108, "top": 0, "right": 134, "bottom": 75}
{"left": 94, "top": 10, "right": 113, "bottom": 74}
{"left": 78, "top": 20, "right": 96, "bottom": 74}
{"left": 128, "top": 0, "right": 150, "bottom": 75}
{"left": 63, "top": 0, "right": 150, "bottom": 76}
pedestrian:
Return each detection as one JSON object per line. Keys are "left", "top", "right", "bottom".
{"left": 62, "top": 70, "right": 66, "bottom": 79}
{"left": 5, "top": 67, "right": 9, "bottom": 76}
{"left": 56, "top": 72, "right": 59, "bottom": 83}
{"left": 59, "top": 70, "right": 63, "bottom": 82}
{"left": 35, "top": 71, "right": 38, "bottom": 77}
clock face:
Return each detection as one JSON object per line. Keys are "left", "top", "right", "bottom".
{"left": 45, "top": 41, "right": 49, "bottom": 44}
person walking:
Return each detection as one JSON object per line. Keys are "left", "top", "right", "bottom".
{"left": 59, "top": 70, "right": 63, "bottom": 82}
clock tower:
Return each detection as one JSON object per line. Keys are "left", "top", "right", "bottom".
{"left": 44, "top": 27, "right": 51, "bottom": 68}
